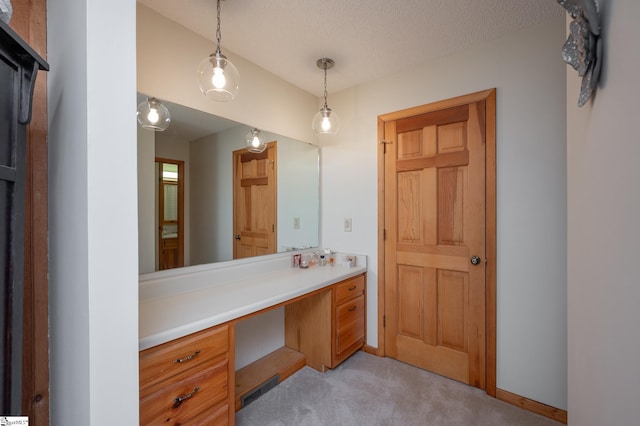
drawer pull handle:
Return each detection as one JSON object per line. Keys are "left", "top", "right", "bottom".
{"left": 173, "top": 349, "right": 201, "bottom": 364}
{"left": 173, "top": 386, "right": 200, "bottom": 408}
{"left": 348, "top": 305, "right": 357, "bottom": 312}
{"left": 348, "top": 285, "right": 357, "bottom": 291}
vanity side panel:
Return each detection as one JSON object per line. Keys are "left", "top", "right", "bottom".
{"left": 284, "top": 289, "right": 332, "bottom": 371}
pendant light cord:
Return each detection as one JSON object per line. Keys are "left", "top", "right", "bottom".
{"left": 215, "top": 0, "right": 222, "bottom": 55}
{"left": 323, "top": 65, "right": 328, "bottom": 109}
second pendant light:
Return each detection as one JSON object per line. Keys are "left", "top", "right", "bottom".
{"left": 312, "top": 58, "right": 339, "bottom": 135}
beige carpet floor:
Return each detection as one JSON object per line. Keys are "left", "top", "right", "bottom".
{"left": 236, "top": 351, "right": 562, "bottom": 426}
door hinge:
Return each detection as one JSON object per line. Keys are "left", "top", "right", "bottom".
{"left": 383, "top": 315, "right": 386, "bottom": 327}
{"left": 272, "top": 224, "right": 275, "bottom": 232}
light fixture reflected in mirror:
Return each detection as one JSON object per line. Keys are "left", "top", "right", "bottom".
{"left": 137, "top": 97, "right": 171, "bottom": 131}
{"left": 312, "top": 58, "right": 339, "bottom": 135}
{"left": 245, "top": 128, "right": 266, "bottom": 153}
{"left": 197, "top": 0, "right": 239, "bottom": 101}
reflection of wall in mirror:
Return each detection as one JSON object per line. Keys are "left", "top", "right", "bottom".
{"left": 137, "top": 121, "right": 320, "bottom": 273}
{"left": 137, "top": 126, "right": 156, "bottom": 274}
{"left": 190, "top": 129, "right": 231, "bottom": 265}
{"left": 277, "top": 136, "right": 319, "bottom": 252}
{"left": 190, "top": 126, "right": 320, "bottom": 266}
{"left": 137, "top": 127, "right": 192, "bottom": 274}
{"left": 155, "top": 135, "right": 191, "bottom": 268}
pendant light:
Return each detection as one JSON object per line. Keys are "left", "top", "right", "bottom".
{"left": 245, "top": 128, "right": 266, "bottom": 153}
{"left": 312, "top": 58, "right": 339, "bottom": 135}
{"left": 137, "top": 97, "right": 171, "bottom": 131}
{"left": 197, "top": 0, "right": 239, "bottom": 101}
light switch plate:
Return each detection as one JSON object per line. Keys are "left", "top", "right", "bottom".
{"left": 344, "top": 218, "right": 352, "bottom": 232}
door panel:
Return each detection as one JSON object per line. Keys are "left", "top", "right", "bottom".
{"left": 233, "top": 143, "right": 277, "bottom": 259}
{"left": 384, "top": 95, "right": 490, "bottom": 389}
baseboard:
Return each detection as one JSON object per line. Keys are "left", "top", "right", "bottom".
{"left": 362, "top": 345, "right": 380, "bottom": 356}
{"left": 496, "top": 388, "right": 567, "bottom": 424}
{"left": 359, "top": 350, "right": 566, "bottom": 423}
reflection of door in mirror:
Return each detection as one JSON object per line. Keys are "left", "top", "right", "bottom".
{"left": 233, "top": 142, "right": 277, "bottom": 259}
{"left": 156, "top": 158, "right": 184, "bottom": 270}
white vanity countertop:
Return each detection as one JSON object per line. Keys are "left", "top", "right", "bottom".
{"left": 139, "top": 253, "right": 367, "bottom": 351}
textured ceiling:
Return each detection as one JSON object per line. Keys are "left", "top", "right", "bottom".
{"left": 138, "top": 0, "right": 563, "bottom": 97}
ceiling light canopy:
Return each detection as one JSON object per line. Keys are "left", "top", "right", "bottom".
{"left": 312, "top": 58, "right": 339, "bottom": 135}
{"left": 137, "top": 97, "right": 171, "bottom": 131}
{"left": 245, "top": 128, "right": 266, "bottom": 153}
{"left": 197, "top": 0, "right": 239, "bottom": 101}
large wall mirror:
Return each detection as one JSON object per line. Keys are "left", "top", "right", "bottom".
{"left": 137, "top": 95, "right": 320, "bottom": 274}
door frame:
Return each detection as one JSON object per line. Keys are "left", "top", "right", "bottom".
{"left": 155, "top": 157, "right": 185, "bottom": 270}
{"left": 11, "top": 1, "right": 50, "bottom": 423}
{"left": 377, "top": 88, "right": 497, "bottom": 396}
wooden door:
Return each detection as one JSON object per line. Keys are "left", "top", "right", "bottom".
{"left": 233, "top": 143, "right": 277, "bottom": 259}
{"left": 381, "top": 90, "right": 495, "bottom": 389}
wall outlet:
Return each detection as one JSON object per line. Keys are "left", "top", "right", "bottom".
{"left": 345, "top": 255, "right": 357, "bottom": 267}
{"left": 344, "top": 218, "right": 352, "bottom": 232}
{"left": 293, "top": 217, "right": 300, "bottom": 230}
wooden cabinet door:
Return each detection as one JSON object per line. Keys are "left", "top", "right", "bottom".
{"left": 334, "top": 294, "right": 365, "bottom": 363}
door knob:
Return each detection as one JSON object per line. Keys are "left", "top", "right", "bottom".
{"left": 234, "top": 234, "right": 241, "bottom": 240}
{"left": 470, "top": 256, "right": 481, "bottom": 265}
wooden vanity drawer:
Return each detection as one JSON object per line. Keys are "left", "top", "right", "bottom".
{"left": 187, "top": 401, "right": 230, "bottom": 425}
{"left": 140, "top": 325, "right": 229, "bottom": 389}
{"left": 335, "top": 294, "right": 365, "bottom": 358}
{"left": 334, "top": 274, "right": 365, "bottom": 306}
{"left": 140, "top": 355, "right": 229, "bottom": 425}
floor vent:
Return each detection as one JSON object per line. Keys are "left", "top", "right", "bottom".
{"left": 241, "top": 374, "right": 280, "bottom": 408}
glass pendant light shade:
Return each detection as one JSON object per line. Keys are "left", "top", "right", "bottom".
{"left": 197, "top": 51, "right": 240, "bottom": 101}
{"left": 312, "top": 106, "right": 340, "bottom": 135}
{"left": 137, "top": 97, "right": 171, "bottom": 131}
{"left": 245, "top": 128, "right": 266, "bottom": 153}
{"left": 313, "top": 58, "right": 339, "bottom": 135}
{"left": 198, "top": 0, "right": 239, "bottom": 102}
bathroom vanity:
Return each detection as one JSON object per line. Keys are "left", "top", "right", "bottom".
{"left": 139, "top": 253, "right": 366, "bottom": 425}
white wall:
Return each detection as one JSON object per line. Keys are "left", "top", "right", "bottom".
{"left": 190, "top": 127, "right": 320, "bottom": 265}
{"left": 48, "top": 0, "right": 139, "bottom": 424}
{"left": 322, "top": 17, "right": 567, "bottom": 409}
{"left": 190, "top": 131, "right": 232, "bottom": 264}
{"left": 567, "top": 1, "right": 640, "bottom": 424}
